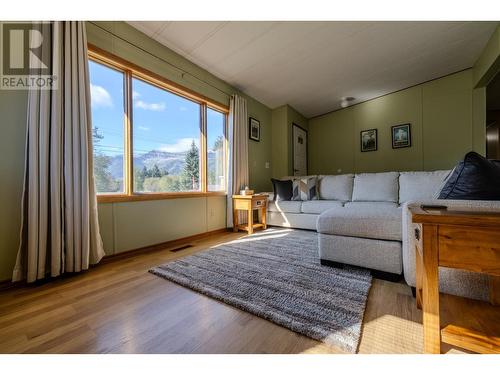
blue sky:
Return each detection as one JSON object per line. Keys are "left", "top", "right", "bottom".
{"left": 89, "top": 60, "right": 225, "bottom": 158}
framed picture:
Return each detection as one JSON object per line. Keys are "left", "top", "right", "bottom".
{"left": 360, "top": 129, "right": 377, "bottom": 152}
{"left": 392, "top": 123, "right": 411, "bottom": 149}
{"left": 249, "top": 117, "right": 260, "bottom": 142}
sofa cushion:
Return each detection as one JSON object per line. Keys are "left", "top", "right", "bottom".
{"left": 271, "top": 178, "right": 293, "bottom": 201}
{"left": 352, "top": 172, "right": 399, "bottom": 202}
{"left": 292, "top": 177, "right": 319, "bottom": 201}
{"left": 399, "top": 170, "right": 450, "bottom": 204}
{"left": 318, "top": 174, "right": 354, "bottom": 201}
{"left": 438, "top": 152, "right": 500, "bottom": 200}
{"left": 344, "top": 201, "right": 399, "bottom": 209}
{"left": 317, "top": 202, "right": 402, "bottom": 241}
{"left": 268, "top": 200, "right": 302, "bottom": 214}
{"left": 301, "top": 200, "right": 344, "bottom": 214}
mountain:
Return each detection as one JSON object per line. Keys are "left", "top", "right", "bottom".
{"left": 107, "top": 149, "right": 216, "bottom": 179}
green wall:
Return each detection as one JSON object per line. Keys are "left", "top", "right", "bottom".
{"left": 0, "top": 21, "right": 273, "bottom": 281}
{"left": 248, "top": 97, "right": 273, "bottom": 192}
{"left": 271, "top": 104, "right": 308, "bottom": 177}
{"left": 309, "top": 70, "right": 484, "bottom": 174}
{"left": 271, "top": 106, "right": 288, "bottom": 178}
{"left": 97, "top": 196, "right": 226, "bottom": 255}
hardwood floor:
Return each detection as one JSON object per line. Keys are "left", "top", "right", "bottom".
{"left": 0, "top": 230, "right": 498, "bottom": 354}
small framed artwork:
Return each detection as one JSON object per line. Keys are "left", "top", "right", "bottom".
{"left": 392, "top": 123, "right": 411, "bottom": 149}
{"left": 360, "top": 129, "right": 377, "bottom": 152}
{"left": 249, "top": 117, "right": 260, "bottom": 142}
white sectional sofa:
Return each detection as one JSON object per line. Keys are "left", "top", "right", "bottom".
{"left": 266, "top": 171, "right": 500, "bottom": 301}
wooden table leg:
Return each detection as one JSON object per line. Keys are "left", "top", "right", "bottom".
{"left": 489, "top": 275, "right": 500, "bottom": 306}
{"left": 262, "top": 206, "right": 267, "bottom": 229}
{"left": 422, "top": 224, "right": 441, "bottom": 354}
{"left": 247, "top": 208, "right": 254, "bottom": 234}
{"left": 233, "top": 208, "right": 238, "bottom": 233}
{"left": 416, "top": 243, "right": 423, "bottom": 310}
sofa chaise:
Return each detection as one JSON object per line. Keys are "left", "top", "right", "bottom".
{"left": 266, "top": 171, "right": 500, "bottom": 301}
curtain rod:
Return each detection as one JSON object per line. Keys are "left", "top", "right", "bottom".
{"left": 88, "top": 22, "right": 233, "bottom": 98}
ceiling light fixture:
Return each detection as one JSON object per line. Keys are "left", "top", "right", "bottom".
{"left": 340, "top": 97, "right": 355, "bottom": 108}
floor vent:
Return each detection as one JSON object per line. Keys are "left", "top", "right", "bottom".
{"left": 170, "top": 244, "right": 193, "bottom": 253}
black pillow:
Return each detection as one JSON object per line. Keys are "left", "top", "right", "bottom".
{"left": 271, "top": 178, "right": 293, "bottom": 201}
{"left": 438, "top": 151, "right": 500, "bottom": 200}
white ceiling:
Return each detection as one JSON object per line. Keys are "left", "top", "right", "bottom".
{"left": 127, "top": 21, "right": 498, "bottom": 118}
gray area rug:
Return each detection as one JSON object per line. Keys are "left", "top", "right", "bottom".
{"left": 149, "top": 228, "right": 372, "bottom": 353}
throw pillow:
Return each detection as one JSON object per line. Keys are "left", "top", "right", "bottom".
{"left": 271, "top": 178, "right": 293, "bottom": 201}
{"left": 292, "top": 177, "right": 319, "bottom": 201}
{"left": 438, "top": 151, "right": 500, "bottom": 200}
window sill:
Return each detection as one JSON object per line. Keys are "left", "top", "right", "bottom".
{"left": 97, "top": 191, "right": 227, "bottom": 203}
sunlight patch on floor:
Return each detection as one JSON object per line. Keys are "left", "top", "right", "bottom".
{"left": 210, "top": 228, "right": 296, "bottom": 248}
{"left": 359, "top": 313, "right": 423, "bottom": 354}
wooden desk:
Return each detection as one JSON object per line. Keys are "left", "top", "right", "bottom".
{"left": 410, "top": 207, "right": 500, "bottom": 354}
{"left": 232, "top": 194, "right": 268, "bottom": 234}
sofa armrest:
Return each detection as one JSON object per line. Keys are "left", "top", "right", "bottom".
{"left": 401, "top": 199, "right": 500, "bottom": 301}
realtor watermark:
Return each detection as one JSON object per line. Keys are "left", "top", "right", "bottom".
{"left": 1, "top": 22, "right": 57, "bottom": 90}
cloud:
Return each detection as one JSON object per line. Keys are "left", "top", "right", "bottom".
{"left": 90, "top": 84, "right": 112, "bottom": 108}
{"left": 159, "top": 138, "right": 198, "bottom": 153}
{"left": 179, "top": 106, "right": 187, "bottom": 112}
{"left": 138, "top": 126, "right": 150, "bottom": 131}
{"left": 134, "top": 99, "right": 166, "bottom": 112}
{"left": 132, "top": 91, "right": 141, "bottom": 100}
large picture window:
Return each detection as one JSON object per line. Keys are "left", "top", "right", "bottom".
{"left": 88, "top": 48, "right": 228, "bottom": 202}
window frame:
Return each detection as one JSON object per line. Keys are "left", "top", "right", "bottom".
{"left": 88, "top": 45, "right": 229, "bottom": 203}
{"left": 206, "top": 106, "right": 229, "bottom": 193}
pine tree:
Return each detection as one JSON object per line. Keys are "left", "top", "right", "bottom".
{"left": 182, "top": 140, "right": 199, "bottom": 190}
{"left": 208, "top": 136, "right": 224, "bottom": 187}
{"left": 213, "top": 135, "right": 223, "bottom": 151}
{"left": 92, "top": 127, "right": 119, "bottom": 192}
{"left": 151, "top": 164, "right": 162, "bottom": 178}
{"left": 134, "top": 166, "right": 147, "bottom": 191}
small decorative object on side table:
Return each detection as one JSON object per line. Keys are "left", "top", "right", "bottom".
{"left": 232, "top": 193, "right": 268, "bottom": 234}
{"left": 410, "top": 206, "right": 500, "bottom": 354}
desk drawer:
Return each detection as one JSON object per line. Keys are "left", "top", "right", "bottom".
{"left": 252, "top": 198, "right": 267, "bottom": 209}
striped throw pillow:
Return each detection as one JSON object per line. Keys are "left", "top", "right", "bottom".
{"left": 292, "top": 177, "right": 318, "bottom": 201}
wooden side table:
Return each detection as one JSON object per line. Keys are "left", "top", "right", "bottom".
{"left": 410, "top": 207, "right": 500, "bottom": 354}
{"left": 232, "top": 194, "right": 268, "bottom": 234}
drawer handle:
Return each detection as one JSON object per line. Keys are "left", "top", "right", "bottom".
{"left": 256, "top": 201, "right": 262, "bottom": 206}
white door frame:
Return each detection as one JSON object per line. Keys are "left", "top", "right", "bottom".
{"left": 292, "top": 123, "right": 308, "bottom": 176}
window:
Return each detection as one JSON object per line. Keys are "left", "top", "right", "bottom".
{"left": 132, "top": 77, "right": 202, "bottom": 193}
{"left": 88, "top": 48, "right": 228, "bottom": 202}
{"left": 207, "top": 108, "right": 226, "bottom": 191}
{"left": 88, "top": 60, "right": 126, "bottom": 194}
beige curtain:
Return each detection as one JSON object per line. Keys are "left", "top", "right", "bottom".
{"left": 13, "top": 22, "right": 105, "bottom": 282}
{"left": 227, "top": 94, "right": 249, "bottom": 227}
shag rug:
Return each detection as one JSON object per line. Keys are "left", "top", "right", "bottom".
{"left": 149, "top": 228, "right": 372, "bottom": 353}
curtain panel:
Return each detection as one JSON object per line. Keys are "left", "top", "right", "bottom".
{"left": 13, "top": 22, "right": 105, "bottom": 282}
{"left": 226, "top": 94, "right": 249, "bottom": 227}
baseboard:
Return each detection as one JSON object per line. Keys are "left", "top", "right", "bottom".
{"left": 101, "top": 227, "right": 230, "bottom": 263}
{"left": 320, "top": 259, "right": 403, "bottom": 282}
{"left": 0, "top": 227, "right": 230, "bottom": 290}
